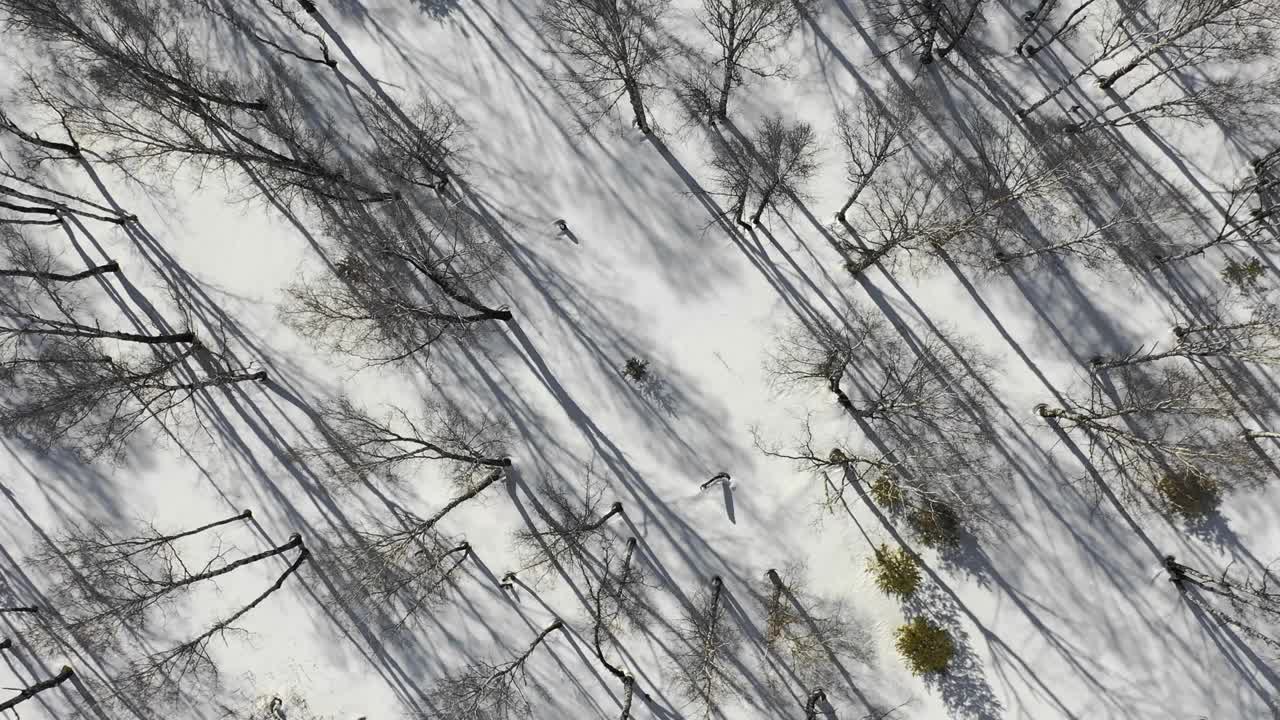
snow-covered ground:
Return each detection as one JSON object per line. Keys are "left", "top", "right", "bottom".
{"left": 2, "top": 1, "right": 1278, "bottom": 719}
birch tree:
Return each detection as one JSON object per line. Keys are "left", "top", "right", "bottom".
{"left": 583, "top": 536, "right": 653, "bottom": 719}
{"left": 1, "top": 227, "right": 120, "bottom": 283}
{"left": 0, "top": 330, "right": 267, "bottom": 462}
{"left": 539, "top": 0, "right": 670, "bottom": 134}
{"left": 427, "top": 619, "right": 565, "bottom": 720}
{"left": 695, "top": 0, "right": 804, "bottom": 120}
{"left": 1091, "top": 301, "right": 1280, "bottom": 369}
{"left": 865, "top": 0, "right": 988, "bottom": 64}
{"left": 1164, "top": 555, "right": 1280, "bottom": 654}
{"left": 671, "top": 576, "right": 740, "bottom": 719}
{"left": 1035, "top": 365, "right": 1266, "bottom": 516}
{"left": 1157, "top": 173, "right": 1278, "bottom": 263}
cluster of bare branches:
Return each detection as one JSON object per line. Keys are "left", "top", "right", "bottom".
{"left": 282, "top": 198, "right": 510, "bottom": 364}
{"left": 1092, "top": 299, "right": 1280, "bottom": 370}
{"left": 709, "top": 113, "right": 820, "bottom": 227}
{"left": 1036, "top": 364, "right": 1267, "bottom": 515}
{"left": 296, "top": 396, "right": 511, "bottom": 491}
{"left": 670, "top": 576, "right": 740, "bottom": 719}
{"left": 1017, "top": 0, "right": 1280, "bottom": 132}
{"left": 582, "top": 535, "right": 653, "bottom": 718}
{"left": 865, "top": 0, "right": 988, "bottom": 65}
{"left": 425, "top": 619, "right": 565, "bottom": 720}
{"left": 759, "top": 566, "right": 871, "bottom": 694}
{"left": 1157, "top": 167, "right": 1278, "bottom": 263}
{"left": 690, "top": 0, "right": 805, "bottom": 122}
{"left": 763, "top": 304, "right": 1002, "bottom": 545}
{"left": 538, "top": 0, "right": 670, "bottom": 134}
{"left": 23, "top": 512, "right": 307, "bottom": 711}
{"left": 322, "top": 472, "right": 508, "bottom": 634}
{"left": 512, "top": 469, "right": 627, "bottom": 584}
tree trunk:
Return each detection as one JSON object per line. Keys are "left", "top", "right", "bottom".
{"left": 419, "top": 468, "right": 506, "bottom": 533}
{"left": 716, "top": 60, "right": 734, "bottom": 121}
{"left": 751, "top": 186, "right": 777, "bottom": 226}
{"left": 5, "top": 319, "right": 195, "bottom": 345}
{"left": 153, "top": 370, "right": 268, "bottom": 392}
{"left": 625, "top": 79, "right": 650, "bottom": 135}
{"left": 1017, "top": 56, "right": 1105, "bottom": 117}
{"left": 1097, "top": 23, "right": 1200, "bottom": 90}
{"left": 846, "top": 240, "right": 900, "bottom": 274}
{"left": 837, "top": 177, "right": 872, "bottom": 223}
{"left": 0, "top": 638, "right": 10, "bottom": 652}
{"left": 1024, "top": 0, "right": 1100, "bottom": 56}
{"left": 734, "top": 191, "right": 751, "bottom": 229}
{"left": 510, "top": 619, "right": 564, "bottom": 669}
{"left": 0, "top": 262, "right": 120, "bottom": 283}
{"left": 919, "top": 1, "right": 940, "bottom": 63}
{"left": 0, "top": 114, "right": 81, "bottom": 157}
{"left": 0, "top": 666, "right": 74, "bottom": 712}
{"left": 1244, "top": 430, "right": 1280, "bottom": 440}
{"left": 0, "top": 606, "right": 39, "bottom": 614}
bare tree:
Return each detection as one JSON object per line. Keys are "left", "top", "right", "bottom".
{"left": 512, "top": 470, "right": 626, "bottom": 583}
{"left": 538, "top": 0, "right": 670, "bottom": 134}
{"left": 710, "top": 114, "right": 820, "bottom": 227}
{"left": 106, "top": 544, "right": 309, "bottom": 710}
{"left": 281, "top": 199, "right": 509, "bottom": 365}
{"left": 1068, "top": 75, "right": 1280, "bottom": 135}
{"left": 760, "top": 566, "right": 870, "bottom": 694}
{"left": 19, "top": 64, "right": 393, "bottom": 207}
{"left": 296, "top": 397, "right": 510, "bottom": 491}
{"left": 844, "top": 118, "right": 1104, "bottom": 274}
{"left": 834, "top": 87, "right": 920, "bottom": 225}
{"left": 426, "top": 619, "right": 564, "bottom": 720}
{"left": 1035, "top": 365, "right": 1267, "bottom": 515}
{"left": 25, "top": 510, "right": 287, "bottom": 653}
{"left": 0, "top": 665, "right": 74, "bottom": 713}
{"left": 0, "top": 334, "right": 267, "bottom": 461}
{"left": 1095, "top": 0, "right": 1278, "bottom": 92}
{"left": 865, "top": 0, "right": 988, "bottom": 64}
{"left": 695, "top": 0, "right": 803, "bottom": 121}
{"left": 221, "top": 692, "right": 340, "bottom": 720}
{"left": 1164, "top": 555, "right": 1280, "bottom": 654}
{"left": 323, "top": 469, "right": 508, "bottom": 635}
{"left": 1016, "top": 0, "right": 1102, "bottom": 57}
{"left": 583, "top": 536, "right": 653, "bottom": 719}
{"left": 1, "top": 0, "right": 269, "bottom": 113}
{"left": 361, "top": 97, "right": 464, "bottom": 191}
{"left": 0, "top": 227, "right": 119, "bottom": 282}
{"left": 1157, "top": 173, "right": 1278, "bottom": 263}
{"left": 671, "top": 576, "right": 739, "bottom": 719}
{"left": 764, "top": 307, "right": 1002, "bottom": 545}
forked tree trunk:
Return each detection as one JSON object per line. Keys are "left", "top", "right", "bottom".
{"left": 0, "top": 666, "right": 74, "bottom": 712}
{"left": 751, "top": 186, "right": 777, "bottom": 226}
